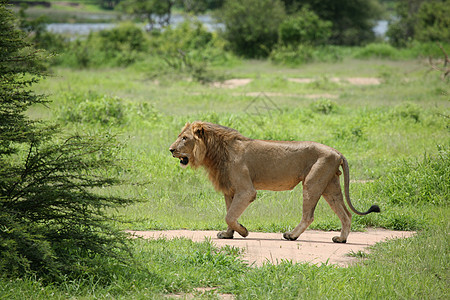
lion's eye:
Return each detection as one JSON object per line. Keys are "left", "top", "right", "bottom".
{"left": 182, "top": 136, "right": 187, "bottom": 141}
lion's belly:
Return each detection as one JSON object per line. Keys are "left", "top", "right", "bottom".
{"left": 253, "top": 179, "right": 301, "bottom": 191}
{"left": 244, "top": 141, "right": 312, "bottom": 191}
{"left": 249, "top": 160, "right": 304, "bottom": 191}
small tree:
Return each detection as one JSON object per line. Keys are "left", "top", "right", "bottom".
{"left": 387, "top": 0, "right": 450, "bottom": 47}
{"left": 278, "top": 7, "right": 332, "bottom": 47}
{"left": 414, "top": 0, "right": 450, "bottom": 43}
{"left": 281, "top": 0, "right": 382, "bottom": 46}
{"left": 0, "top": 1, "right": 134, "bottom": 280}
{"left": 216, "top": 0, "right": 286, "bottom": 58}
{"left": 119, "top": 0, "right": 175, "bottom": 31}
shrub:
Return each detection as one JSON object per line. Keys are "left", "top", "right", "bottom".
{"left": 59, "top": 92, "right": 162, "bottom": 126}
{"left": 216, "top": 0, "right": 286, "bottom": 58}
{"left": 392, "top": 102, "right": 421, "bottom": 123}
{"left": 0, "top": 2, "right": 135, "bottom": 281}
{"left": 153, "top": 19, "right": 229, "bottom": 82}
{"left": 63, "top": 95, "right": 126, "bottom": 125}
{"left": 387, "top": 0, "right": 450, "bottom": 47}
{"left": 56, "top": 23, "right": 147, "bottom": 68}
{"left": 278, "top": 7, "right": 332, "bottom": 47}
{"left": 270, "top": 44, "right": 315, "bottom": 65}
{"left": 415, "top": 0, "right": 450, "bottom": 43}
{"left": 353, "top": 43, "right": 401, "bottom": 60}
{"left": 375, "top": 146, "right": 449, "bottom": 206}
{"left": 270, "top": 45, "right": 345, "bottom": 66}
{"left": 310, "top": 98, "right": 338, "bottom": 115}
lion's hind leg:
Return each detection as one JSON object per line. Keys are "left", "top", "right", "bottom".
{"left": 322, "top": 175, "right": 351, "bottom": 243}
{"left": 282, "top": 182, "right": 321, "bottom": 241}
{"left": 283, "top": 157, "right": 339, "bottom": 241}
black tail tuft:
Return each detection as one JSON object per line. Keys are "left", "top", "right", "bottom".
{"left": 368, "top": 205, "right": 381, "bottom": 214}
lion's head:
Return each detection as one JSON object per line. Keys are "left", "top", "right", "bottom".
{"left": 170, "top": 121, "right": 250, "bottom": 192}
{"left": 169, "top": 122, "right": 206, "bottom": 168}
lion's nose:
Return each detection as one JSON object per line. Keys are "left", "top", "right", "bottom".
{"left": 169, "top": 148, "right": 175, "bottom": 154}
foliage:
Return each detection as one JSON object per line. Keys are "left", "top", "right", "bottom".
{"left": 270, "top": 45, "right": 345, "bottom": 65}
{"left": 278, "top": 7, "right": 332, "bottom": 47}
{"left": 54, "top": 19, "right": 233, "bottom": 81}
{"left": 99, "top": 22, "right": 145, "bottom": 52}
{"left": 58, "top": 92, "right": 161, "bottom": 126}
{"left": 281, "top": 0, "right": 382, "bottom": 46}
{"left": 0, "top": 1, "right": 135, "bottom": 281}
{"left": 55, "top": 22, "right": 147, "bottom": 68}
{"left": 16, "top": 5, "right": 67, "bottom": 53}
{"left": 387, "top": 0, "right": 450, "bottom": 47}
{"left": 414, "top": 0, "right": 450, "bottom": 43}
{"left": 310, "top": 98, "right": 338, "bottom": 115}
{"left": 353, "top": 43, "right": 401, "bottom": 60}
{"left": 151, "top": 18, "right": 230, "bottom": 82}
{"left": 270, "top": 44, "right": 315, "bottom": 65}
{"left": 216, "top": 0, "right": 286, "bottom": 58}
{"left": 3, "top": 50, "right": 448, "bottom": 297}
{"left": 96, "top": 22, "right": 146, "bottom": 65}
{"left": 0, "top": 1, "right": 47, "bottom": 157}
{"left": 118, "top": 0, "right": 175, "bottom": 31}
{"left": 177, "top": 0, "right": 224, "bottom": 14}
{"left": 370, "top": 146, "right": 449, "bottom": 206}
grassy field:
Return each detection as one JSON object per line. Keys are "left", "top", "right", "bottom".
{"left": 4, "top": 58, "right": 449, "bottom": 298}
{"left": 11, "top": 0, "right": 119, "bottom": 23}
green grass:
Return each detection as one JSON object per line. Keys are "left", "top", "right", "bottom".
{"left": 6, "top": 58, "right": 449, "bottom": 298}
{"left": 11, "top": 1, "right": 119, "bottom": 23}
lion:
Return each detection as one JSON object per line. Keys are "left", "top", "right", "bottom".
{"left": 169, "top": 121, "right": 380, "bottom": 243}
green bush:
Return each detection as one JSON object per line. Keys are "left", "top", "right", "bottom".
{"left": 392, "top": 102, "right": 421, "bottom": 123}
{"left": 387, "top": 0, "right": 450, "bottom": 47}
{"left": 61, "top": 94, "right": 126, "bottom": 125}
{"left": 152, "top": 19, "right": 230, "bottom": 82}
{"left": 278, "top": 7, "right": 332, "bottom": 47}
{"left": 270, "top": 45, "right": 344, "bottom": 66}
{"left": 353, "top": 43, "right": 401, "bottom": 59}
{"left": 0, "top": 2, "right": 135, "bottom": 281}
{"left": 58, "top": 92, "right": 162, "bottom": 126}
{"left": 97, "top": 22, "right": 146, "bottom": 65}
{"left": 270, "top": 44, "right": 315, "bottom": 65}
{"left": 216, "top": 0, "right": 286, "bottom": 58}
{"left": 56, "top": 23, "right": 147, "bottom": 68}
{"left": 310, "top": 98, "right": 338, "bottom": 115}
{"left": 415, "top": 1, "right": 450, "bottom": 43}
{"left": 155, "top": 19, "right": 213, "bottom": 53}
{"left": 373, "top": 147, "right": 449, "bottom": 206}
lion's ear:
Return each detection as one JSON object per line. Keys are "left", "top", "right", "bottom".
{"left": 191, "top": 122, "right": 205, "bottom": 139}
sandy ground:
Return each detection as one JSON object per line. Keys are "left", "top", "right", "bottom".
{"left": 128, "top": 229, "right": 414, "bottom": 267}
{"left": 211, "top": 77, "right": 381, "bottom": 89}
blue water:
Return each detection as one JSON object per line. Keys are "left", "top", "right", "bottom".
{"left": 47, "top": 16, "right": 387, "bottom": 37}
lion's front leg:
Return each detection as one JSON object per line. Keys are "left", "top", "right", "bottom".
{"left": 217, "top": 227, "right": 235, "bottom": 239}
{"left": 218, "top": 189, "right": 254, "bottom": 238}
{"left": 218, "top": 194, "right": 235, "bottom": 239}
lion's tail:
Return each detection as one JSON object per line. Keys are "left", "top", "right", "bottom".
{"left": 341, "top": 156, "right": 380, "bottom": 216}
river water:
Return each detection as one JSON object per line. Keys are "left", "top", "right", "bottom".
{"left": 47, "top": 14, "right": 223, "bottom": 35}
{"left": 47, "top": 16, "right": 387, "bottom": 37}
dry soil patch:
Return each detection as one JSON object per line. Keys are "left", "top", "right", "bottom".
{"left": 212, "top": 79, "right": 253, "bottom": 88}
{"left": 288, "top": 77, "right": 381, "bottom": 85}
{"left": 128, "top": 229, "right": 413, "bottom": 267}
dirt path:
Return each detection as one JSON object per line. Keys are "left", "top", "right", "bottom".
{"left": 128, "top": 229, "right": 414, "bottom": 267}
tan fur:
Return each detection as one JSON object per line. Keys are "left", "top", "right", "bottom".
{"left": 170, "top": 121, "right": 380, "bottom": 242}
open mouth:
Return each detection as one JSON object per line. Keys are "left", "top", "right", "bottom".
{"left": 179, "top": 156, "right": 189, "bottom": 166}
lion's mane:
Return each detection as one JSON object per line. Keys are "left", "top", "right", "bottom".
{"left": 191, "top": 122, "right": 250, "bottom": 193}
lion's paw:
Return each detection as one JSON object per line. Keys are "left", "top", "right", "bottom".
{"left": 332, "top": 236, "right": 347, "bottom": 243}
{"left": 217, "top": 231, "right": 234, "bottom": 239}
{"left": 283, "top": 232, "right": 298, "bottom": 241}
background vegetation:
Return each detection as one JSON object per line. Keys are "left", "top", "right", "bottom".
{"left": 1, "top": 0, "right": 449, "bottom": 298}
